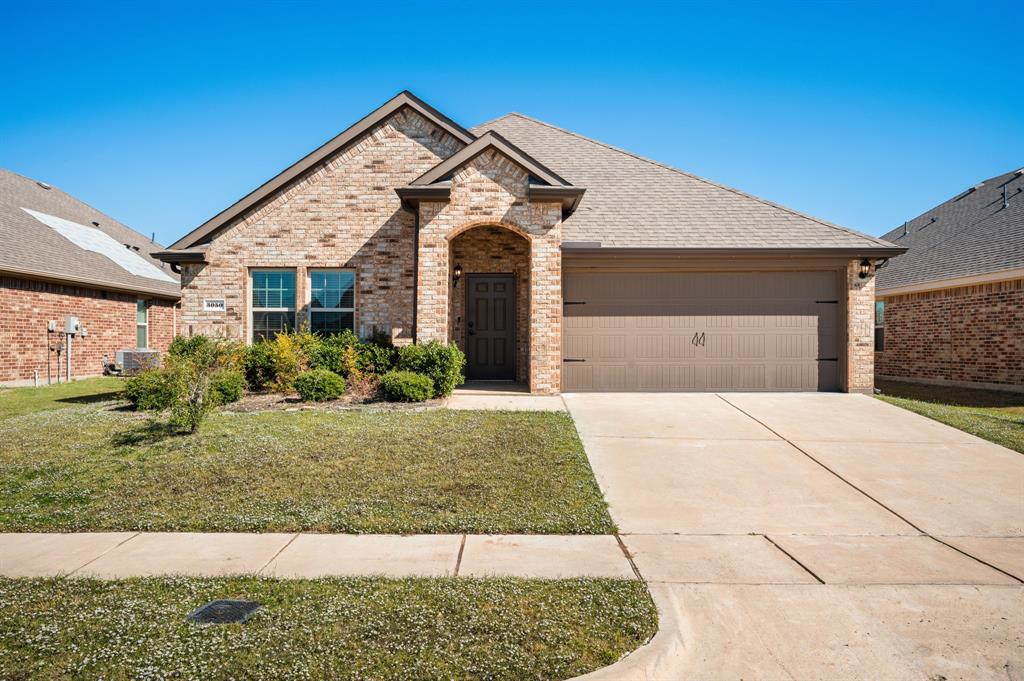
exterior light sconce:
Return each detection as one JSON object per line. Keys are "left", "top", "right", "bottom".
{"left": 858, "top": 259, "right": 872, "bottom": 279}
{"left": 453, "top": 263, "right": 463, "bottom": 287}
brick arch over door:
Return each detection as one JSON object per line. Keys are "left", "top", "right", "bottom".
{"left": 449, "top": 224, "right": 530, "bottom": 384}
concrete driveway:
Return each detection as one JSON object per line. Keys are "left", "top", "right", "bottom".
{"left": 565, "top": 392, "right": 1024, "bottom": 680}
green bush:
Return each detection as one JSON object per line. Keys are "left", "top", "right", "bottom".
{"left": 358, "top": 342, "right": 397, "bottom": 374}
{"left": 210, "top": 368, "right": 246, "bottom": 404}
{"left": 168, "top": 334, "right": 213, "bottom": 359}
{"left": 397, "top": 341, "right": 465, "bottom": 397}
{"left": 379, "top": 371, "right": 434, "bottom": 402}
{"left": 122, "top": 369, "right": 176, "bottom": 411}
{"left": 269, "top": 330, "right": 319, "bottom": 391}
{"left": 308, "top": 340, "right": 345, "bottom": 375}
{"left": 244, "top": 341, "right": 276, "bottom": 390}
{"left": 309, "top": 330, "right": 396, "bottom": 377}
{"left": 293, "top": 368, "right": 346, "bottom": 402}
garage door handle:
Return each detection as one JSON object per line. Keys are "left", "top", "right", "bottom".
{"left": 563, "top": 301, "right": 586, "bottom": 305}
{"left": 563, "top": 358, "right": 586, "bottom": 363}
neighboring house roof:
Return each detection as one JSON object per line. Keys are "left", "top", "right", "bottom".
{"left": 0, "top": 169, "right": 180, "bottom": 298}
{"left": 875, "top": 168, "right": 1024, "bottom": 292}
{"left": 475, "top": 113, "right": 900, "bottom": 253}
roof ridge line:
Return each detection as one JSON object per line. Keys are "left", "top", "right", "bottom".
{"left": 496, "top": 112, "right": 893, "bottom": 247}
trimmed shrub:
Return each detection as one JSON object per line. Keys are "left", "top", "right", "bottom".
{"left": 122, "top": 369, "right": 176, "bottom": 411}
{"left": 397, "top": 341, "right": 465, "bottom": 397}
{"left": 294, "top": 368, "right": 346, "bottom": 402}
{"left": 379, "top": 371, "right": 434, "bottom": 403}
{"left": 210, "top": 368, "right": 246, "bottom": 405}
{"left": 244, "top": 340, "right": 276, "bottom": 390}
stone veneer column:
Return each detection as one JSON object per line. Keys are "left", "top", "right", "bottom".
{"left": 846, "top": 259, "right": 876, "bottom": 393}
{"left": 414, "top": 201, "right": 450, "bottom": 343}
{"left": 528, "top": 231, "right": 562, "bottom": 393}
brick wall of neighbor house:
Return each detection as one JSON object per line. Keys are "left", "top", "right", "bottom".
{"left": 846, "top": 260, "right": 876, "bottom": 393}
{"left": 449, "top": 226, "right": 530, "bottom": 384}
{"left": 416, "top": 149, "right": 563, "bottom": 394}
{"left": 0, "top": 276, "right": 177, "bottom": 384}
{"left": 876, "top": 278, "right": 1024, "bottom": 388}
{"left": 179, "top": 109, "right": 465, "bottom": 343}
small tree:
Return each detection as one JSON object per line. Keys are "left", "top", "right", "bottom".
{"left": 166, "top": 337, "right": 242, "bottom": 433}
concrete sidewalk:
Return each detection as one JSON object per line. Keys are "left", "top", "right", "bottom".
{"left": 0, "top": 532, "right": 635, "bottom": 580}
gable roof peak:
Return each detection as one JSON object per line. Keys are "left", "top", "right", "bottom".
{"left": 409, "top": 129, "right": 575, "bottom": 188}
{"left": 166, "top": 90, "right": 475, "bottom": 251}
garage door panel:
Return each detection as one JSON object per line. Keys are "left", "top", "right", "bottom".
{"left": 563, "top": 271, "right": 841, "bottom": 392}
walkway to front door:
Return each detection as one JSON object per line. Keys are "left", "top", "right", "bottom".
{"left": 465, "top": 274, "right": 516, "bottom": 380}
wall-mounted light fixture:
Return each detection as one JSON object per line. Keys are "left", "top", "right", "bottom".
{"left": 453, "top": 263, "right": 463, "bottom": 287}
{"left": 858, "top": 259, "right": 872, "bottom": 279}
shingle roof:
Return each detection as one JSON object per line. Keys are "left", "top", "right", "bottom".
{"left": 473, "top": 113, "right": 898, "bottom": 251}
{"left": 875, "top": 168, "right": 1024, "bottom": 291}
{"left": 0, "top": 169, "right": 180, "bottom": 298}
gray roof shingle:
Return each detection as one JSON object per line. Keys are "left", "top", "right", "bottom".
{"left": 473, "top": 113, "right": 897, "bottom": 251}
{"left": 875, "top": 168, "right": 1024, "bottom": 291}
{"left": 0, "top": 169, "right": 180, "bottom": 298}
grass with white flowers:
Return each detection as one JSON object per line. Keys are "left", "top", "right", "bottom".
{"left": 0, "top": 576, "right": 656, "bottom": 680}
{"left": 0, "top": 398, "right": 613, "bottom": 534}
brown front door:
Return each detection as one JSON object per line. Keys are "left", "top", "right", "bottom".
{"left": 465, "top": 274, "right": 516, "bottom": 380}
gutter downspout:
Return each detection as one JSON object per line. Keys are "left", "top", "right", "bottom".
{"left": 411, "top": 211, "right": 419, "bottom": 344}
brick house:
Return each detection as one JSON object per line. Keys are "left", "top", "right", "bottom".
{"left": 156, "top": 91, "right": 902, "bottom": 394}
{"left": 875, "top": 169, "right": 1024, "bottom": 391}
{"left": 0, "top": 170, "right": 180, "bottom": 385}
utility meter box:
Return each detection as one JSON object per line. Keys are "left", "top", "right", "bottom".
{"left": 64, "top": 316, "right": 80, "bottom": 335}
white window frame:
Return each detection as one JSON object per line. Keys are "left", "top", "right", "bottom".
{"left": 307, "top": 268, "right": 356, "bottom": 336}
{"left": 136, "top": 299, "right": 148, "bottom": 349}
{"left": 250, "top": 268, "right": 297, "bottom": 342}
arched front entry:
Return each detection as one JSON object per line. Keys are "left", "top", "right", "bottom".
{"left": 448, "top": 224, "right": 530, "bottom": 384}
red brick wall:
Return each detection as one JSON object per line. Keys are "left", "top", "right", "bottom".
{"left": 0, "top": 276, "right": 179, "bottom": 384}
{"left": 875, "top": 278, "right": 1024, "bottom": 388}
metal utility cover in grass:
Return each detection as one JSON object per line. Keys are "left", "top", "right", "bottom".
{"left": 186, "top": 599, "right": 262, "bottom": 624}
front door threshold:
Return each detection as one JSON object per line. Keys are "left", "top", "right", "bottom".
{"left": 456, "top": 381, "right": 529, "bottom": 395}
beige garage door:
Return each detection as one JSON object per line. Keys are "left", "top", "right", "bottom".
{"left": 562, "top": 271, "right": 841, "bottom": 391}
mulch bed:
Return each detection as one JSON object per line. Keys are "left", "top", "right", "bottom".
{"left": 221, "top": 391, "right": 445, "bottom": 414}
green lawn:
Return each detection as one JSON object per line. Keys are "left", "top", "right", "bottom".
{"left": 0, "top": 576, "right": 656, "bottom": 680}
{"left": 0, "top": 377, "right": 123, "bottom": 420}
{"left": 0, "top": 398, "right": 614, "bottom": 533}
{"left": 876, "top": 379, "right": 1024, "bottom": 453}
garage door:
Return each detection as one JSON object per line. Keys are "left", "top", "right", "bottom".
{"left": 562, "top": 271, "right": 841, "bottom": 392}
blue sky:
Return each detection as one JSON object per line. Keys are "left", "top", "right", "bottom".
{"left": 2, "top": 1, "right": 1020, "bottom": 246}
